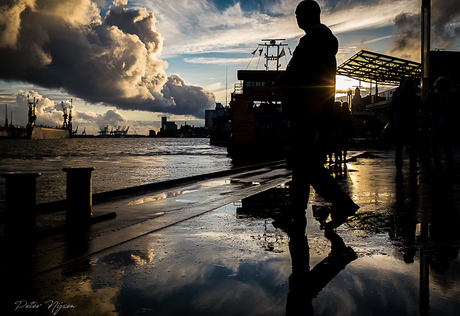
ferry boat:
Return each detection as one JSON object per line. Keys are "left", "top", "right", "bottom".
{"left": 26, "top": 96, "right": 72, "bottom": 139}
{"left": 227, "top": 39, "right": 291, "bottom": 161}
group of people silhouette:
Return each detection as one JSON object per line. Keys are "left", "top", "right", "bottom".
{"left": 388, "top": 75, "right": 457, "bottom": 173}
{"left": 324, "top": 101, "right": 353, "bottom": 165}
{"left": 273, "top": 1, "right": 459, "bottom": 314}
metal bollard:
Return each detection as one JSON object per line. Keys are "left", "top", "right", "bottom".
{"left": 1, "top": 172, "right": 41, "bottom": 236}
{"left": 63, "top": 167, "right": 95, "bottom": 222}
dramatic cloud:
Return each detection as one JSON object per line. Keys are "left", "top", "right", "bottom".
{"left": 73, "top": 108, "right": 159, "bottom": 135}
{"left": 389, "top": 0, "right": 460, "bottom": 60}
{"left": 0, "top": 0, "right": 215, "bottom": 118}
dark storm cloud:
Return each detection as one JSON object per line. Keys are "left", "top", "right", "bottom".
{"left": 0, "top": 0, "right": 215, "bottom": 118}
{"left": 389, "top": 0, "right": 460, "bottom": 60}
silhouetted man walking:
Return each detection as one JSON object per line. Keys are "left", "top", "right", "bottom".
{"left": 277, "top": 0, "right": 359, "bottom": 226}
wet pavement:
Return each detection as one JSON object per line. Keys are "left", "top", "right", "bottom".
{"left": 2, "top": 149, "right": 460, "bottom": 315}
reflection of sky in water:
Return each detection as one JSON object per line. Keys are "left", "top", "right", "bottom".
{"left": 24, "top": 199, "right": 460, "bottom": 316}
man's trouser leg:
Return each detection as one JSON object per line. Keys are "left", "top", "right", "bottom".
{"left": 290, "top": 132, "right": 353, "bottom": 210}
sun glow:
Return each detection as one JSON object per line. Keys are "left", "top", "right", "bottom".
{"left": 336, "top": 75, "right": 360, "bottom": 93}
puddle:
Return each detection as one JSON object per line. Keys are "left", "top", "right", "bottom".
{"left": 7, "top": 182, "right": 460, "bottom": 316}
{"left": 127, "top": 180, "right": 231, "bottom": 206}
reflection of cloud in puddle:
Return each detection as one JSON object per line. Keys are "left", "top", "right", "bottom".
{"left": 127, "top": 191, "right": 182, "bottom": 205}
{"left": 192, "top": 279, "right": 285, "bottom": 315}
{"left": 118, "top": 252, "right": 290, "bottom": 314}
{"left": 126, "top": 180, "right": 230, "bottom": 206}
{"left": 51, "top": 278, "right": 121, "bottom": 316}
{"left": 312, "top": 255, "right": 420, "bottom": 316}
{"left": 99, "top": 250, "right": 154, "bottom": 267}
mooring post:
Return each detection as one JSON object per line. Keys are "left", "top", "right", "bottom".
{"left": 63, "top": 167, "right": 95, "bottom": 222}
{"left": 1, "top": 172, "right": 41, "bottom": 236}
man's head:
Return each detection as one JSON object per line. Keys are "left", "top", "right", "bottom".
{"left": 295, "top": 1, "right": 321, "bottom": 31}
{"left": 434, "top": 76, "right": 451, "bottom": 95}
{"left": 403, "top": 79, "right": 415, "bottom": 92}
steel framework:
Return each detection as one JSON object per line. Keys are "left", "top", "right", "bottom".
{"left": 337, "top": 50, "right": 421, "bottom": 86}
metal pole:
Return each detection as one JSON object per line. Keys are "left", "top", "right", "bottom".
{"left": 421, "top": 0, "right": 431, "bottom": 87}
{"left": 420, "top": 0, "right": 431, "bottom": 163}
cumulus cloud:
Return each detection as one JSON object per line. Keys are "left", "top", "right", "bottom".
{"left": 0, "top": 0, "right": 215, "bottom": 118}
{"left": 142, "top": 0, "right": 298, "bottom": 56}
{"left": 7, "top": 89, "right": 158, "bottom": 135}
{"left": 14, "top": 90, "right": 69, "bottom": 127}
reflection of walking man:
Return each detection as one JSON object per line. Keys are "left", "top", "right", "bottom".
{"left": 276, "top": 1, "right": 358, "bottom": 224}
{"left": 286, "top": 223, "right": 357, "bottom": 316}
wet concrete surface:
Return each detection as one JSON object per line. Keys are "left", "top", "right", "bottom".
{"left": 2, "top": 149, "right": 460, "bottom": 315}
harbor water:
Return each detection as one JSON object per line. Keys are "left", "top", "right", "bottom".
{"left": 0, "top": 138, "right": 232, "bottom": 207}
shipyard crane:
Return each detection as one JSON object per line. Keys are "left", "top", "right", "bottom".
{"left": 27, "top": 95, "right": 37, "bottom": 128}
{"left": 61, "top": 101, "right": 68, "bottom": 128}
{"left": 99, "top": 125, "right": 109, "bottom": 136}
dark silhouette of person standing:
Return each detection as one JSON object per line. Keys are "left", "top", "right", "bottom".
{"left": 341, "top": 101, "right": 352, "bottom": 163}
{"left": 388, "top": 79, "right": 422, "bottom": 172}
{"left": 427, "top": 76, "right": 456, "bottom": 173}
{"left": 276, "top": 0, "right": 359, "bottom": 226}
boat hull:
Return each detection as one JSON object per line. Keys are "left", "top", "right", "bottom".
{"left": 28, "top": 126, "right": 70, "bottom": 139}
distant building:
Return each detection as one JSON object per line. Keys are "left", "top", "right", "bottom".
{"left": 158, "top": 117, "right": 178, "bottom": 137}
{"left": 149, "top": 130, "right": 156, "bottom": 137}
{"left": 206, "top": 103, "right": 231, "bottom": 145}
{"left": 161, "top": 117, "right": 177, "bottom": 131}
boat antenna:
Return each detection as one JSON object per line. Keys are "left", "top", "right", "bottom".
{"left": 260, "top": 39, "right": 287, "bottom": 71}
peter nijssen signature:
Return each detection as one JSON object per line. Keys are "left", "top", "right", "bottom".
{"left": 15, "top": 300, "right": 77, "bottom": 315}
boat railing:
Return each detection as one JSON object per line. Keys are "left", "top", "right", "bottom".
{"left": 233, "top": 83, "right": 243, "bottom": 94}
